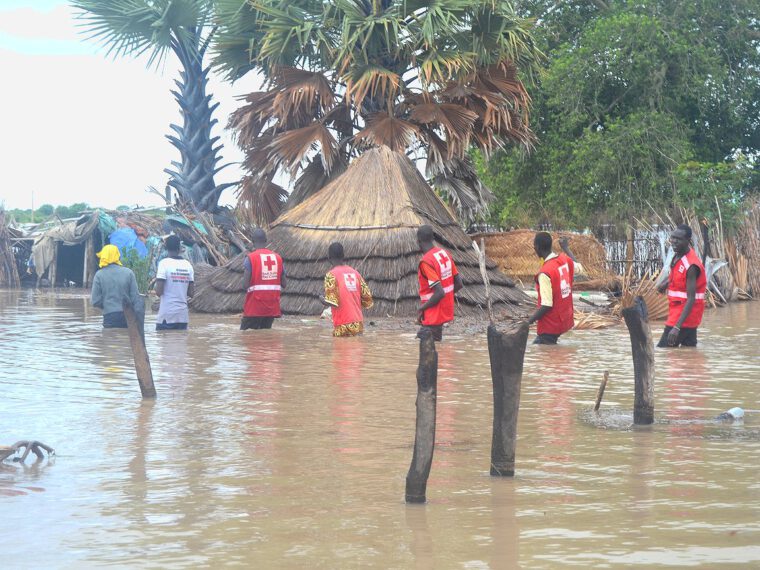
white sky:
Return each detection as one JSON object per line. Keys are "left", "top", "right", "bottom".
{"left": 0, "top": 0, "right": 262, "bottom": 210}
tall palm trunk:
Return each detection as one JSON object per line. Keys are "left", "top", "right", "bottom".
{"left": 165, "top": 30, "right": 233, "bottom": 213}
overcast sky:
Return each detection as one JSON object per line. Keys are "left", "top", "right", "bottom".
{"left": 0, "top": 0, "right": 261, "bottom": 211}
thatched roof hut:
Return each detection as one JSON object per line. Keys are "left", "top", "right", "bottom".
{"left": 192, "top": 147, "right": 531, "bottom": 316}
{"left": 470, "top": 229, "right": 620, "bottom": 291}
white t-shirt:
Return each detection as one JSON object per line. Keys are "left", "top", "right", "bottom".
{"left": 156, "top": 257, "right": 194, "bottom": 324}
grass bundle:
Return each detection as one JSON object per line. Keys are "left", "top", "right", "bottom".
{"left": 573, "top": 311, "right": 619, "bottom": 330}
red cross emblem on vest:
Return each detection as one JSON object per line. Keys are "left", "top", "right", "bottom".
{"left": 343, "top": 273, "right": 357, "bottom": 290}
{"left": 435, "top": 251, "right": 450, "bottom": 270}
{"left": 263, "top": 255, "right": 277, "bottom": 271}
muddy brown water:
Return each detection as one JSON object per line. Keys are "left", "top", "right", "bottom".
{"left": 1, "top": 289, "right": 759, "bottom": 568}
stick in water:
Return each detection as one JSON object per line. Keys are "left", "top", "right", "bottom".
{"left": 594, "top": 371, "right": 609, "bottom": 411}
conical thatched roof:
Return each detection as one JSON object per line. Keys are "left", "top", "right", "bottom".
{"left": 191, "top": 147, "right": 530, "bottom": 316}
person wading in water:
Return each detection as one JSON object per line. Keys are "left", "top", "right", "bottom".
{"left": 416, "top": 224, "right": 463, "bottom": 342}
{"left": 656, "top": 224, "right": 707, "bottom": 347}
{"left": 155, "top": 235, "right": 194, "bottom": 331}
{"left": 527, "top": 232, "right": 577, "bottom": 344}
{"left": 321, "top": 242, "right": 374, "bottom": 337}
{"left": 91, "top": 244, "right": 142, "bottom": 328}
{"left": 241, "top": 229, "right": 286, "bottom": 330}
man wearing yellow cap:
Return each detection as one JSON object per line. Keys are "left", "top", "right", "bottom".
{"left": 91, "top": 244, "right": 142, "bottom": 328}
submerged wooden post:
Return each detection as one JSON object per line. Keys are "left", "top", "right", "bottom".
{"left": 622, "top": 297, "right": 654, "bottom": 424}
{"left": 123, "top": 299, "right": 156, "bottom": 399}
{"left": 488, "top": 321, "right": 529, "bottom": 476}
{"left": 405, "top": 330, "right": 438, "bottom": 504}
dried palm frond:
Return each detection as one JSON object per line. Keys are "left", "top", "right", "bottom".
{"left": 574, "top": 311, "right": 619, "bottom": 330}
{"left": 270, "top": 67, "right": 335, "bottom": 124}
{"left": 410, "top": 102, "right": 478, "bottom": 156}
{"left": 354, "top": 112, "right": 420, "bottom": 152}
{"left": 345, "top": 65, "right": 400, "bottom": 109}
{"left": 235, "top": 175, "right": 287, "bottom": 227}
{"left": 266, "top": 122, "right": 339, "bottom": 174}
{"left": 228, "top": 91, "right": 277, "bottom": 147}
{"left": 613, "top": 275, "right": 669, "bottom": 322}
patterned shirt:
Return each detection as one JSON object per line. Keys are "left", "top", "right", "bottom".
{"left": 324, "top": 271, "right": 374, "bottom": 337}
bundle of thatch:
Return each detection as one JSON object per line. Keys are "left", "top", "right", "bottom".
{"left": 612, "top": 277, "right": 669, "bottom": 321}
{"left": 0, "top": 208, "right": 20, "bottom": 288}
{"left": 192, "top": 147, "right": 531, "bottom": 316}
{"left": 469, "top": 229, "right": 616, "bottom": 288}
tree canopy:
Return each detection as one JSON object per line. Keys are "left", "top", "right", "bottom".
{"left": 212, "top": 0, "right": 544, "bottom": 224}
{"left": 478, "top": 0, "right": 760, "bottom": 228}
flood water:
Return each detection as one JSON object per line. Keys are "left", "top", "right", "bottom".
{"left": 1, "top": 289, "right": 759, "bottom": 568}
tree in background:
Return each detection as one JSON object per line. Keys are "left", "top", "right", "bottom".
{"left": 213, "top": 0, "right": 543, "bottom": 225}
{"left": 73, "top": 0, "right": 235, "bottom": 213}
{"left": 479, "top": 0, "right": 760, "bottom": 228}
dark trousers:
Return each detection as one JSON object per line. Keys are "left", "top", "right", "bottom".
{"left": 241, "top": 316, "right": 275, "bottom": 330}
{"left": 657, "top": 326, "right": 698, "bottom": 347}
{"left": 103, "top": 311, "right": 128, "bottom": 328}
{"left": 156, "top": 320, "right": 188, "bottom": 331}
{"left": 533, "top": 333, "right": 560, "bottom": 345}
{"left": 417, "top": 325, "right": 443, "bottom": 342}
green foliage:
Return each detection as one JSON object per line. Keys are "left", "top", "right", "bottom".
{"left": 5, "top": 203, "right": 91, "bottom": 223}
{"left": 480, "top": 0, "right": 760, "bottom": 228}
{"left": 674, "top": 158, "right": 758, "bottom": 229}
{"left": 120, "top": 247, "right": 151, "bottom": 294}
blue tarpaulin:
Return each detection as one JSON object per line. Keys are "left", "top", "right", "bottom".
{"left": 108, "top": 227, "right": 148, "bottom": 258}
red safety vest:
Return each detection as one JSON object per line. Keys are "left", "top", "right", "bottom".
{"left": 243, "top": 249, "right": 283, "bottom": 317}
{"left": 329, "top": 265, "right": 365, "bottom": 327}
{"left": 418, "top": 247, "right": 458, "bottom": 326}
{"left": 534, "top": 253, "right": 575, "bottom": 335}
{"left": 666, "top": 248, "right": 706, "bottom": 328}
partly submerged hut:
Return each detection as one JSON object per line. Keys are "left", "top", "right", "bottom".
{"left": 192, "top": 146, "right": 531, "bottom": 316}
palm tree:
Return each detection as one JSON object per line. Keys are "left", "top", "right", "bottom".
{"left": 213, "top": 0, "right": 543, "bottom": 225}
{"left": 73, "top": 0, "right": 235, "bottom": 212}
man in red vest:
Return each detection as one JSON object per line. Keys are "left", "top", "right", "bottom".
{"left": 656, "top": 224, "right": 707, "bottom": 347}
{"left": 321, "top": 242, "right": 374, "bottom": 337}
{"left": 416, "top": 224, "right": 463, "bottom": 341}
{"left": 241, "top": 229, "right": 286, "bottom": 330}
{"left": 527, "top": 232, "right": 576, "bottom": 344}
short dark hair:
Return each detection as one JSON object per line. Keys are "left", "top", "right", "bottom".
{"left": 417, "top": 225, "right": 435, "bottom": 242}
{"left": 534, "top": 231, "right": 552, "bottom": 251}
{"left": 328, "top": 242, "right": 344, "bottom": 260}
{"left": 165, "top": 234, "right": 181, "bottom": 252}
{"left": 675, "top": 224, "right": 692, "bottom": 239}
{"left": 252, "top": 228, "right": 267, "bottom": 244}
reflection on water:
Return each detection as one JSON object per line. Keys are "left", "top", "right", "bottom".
{"left": 1, "top": 289, "right": 760, "bottom": 567}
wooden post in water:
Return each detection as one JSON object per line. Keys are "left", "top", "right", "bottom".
{"left": 123, "top": 300, "right": 156, "bottom": 399}
{"left": 594, "top": 371, "right": 610, "bottom": 412}
{"left": 405, "top": 330, "right": 438, "bottom": 504}
{"left": 622, "top": 297, "right": 654, "bottom": 424}
{"left": 488, "top": 321, "right": 529, "bottom": 476}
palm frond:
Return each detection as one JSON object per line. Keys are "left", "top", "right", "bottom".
{"left": 354, "top": 112, "right": 420, "bottom": 152}
{"left": 344, "top": 65, "right": 401, "bottom": 110}
{"left": 267, "top": 122, "right": 339, "bottom": 174}
{"left": 236, "top": 174, "right": 287, "bottom": 226}
{"left": 271, "top": 67, "right": 336, "bottom": 124}
{"left": 428, "top": 155, "right": 494, "bottom": 222}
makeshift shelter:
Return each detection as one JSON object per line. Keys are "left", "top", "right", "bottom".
{"left": 0, "top": 209, "right": 21, "bottom": 288}
{"left": 30, "top": 210, "right": 164, "bottom": 288}
{"left": 469, "top": 229, "right": 620, "bottom": 291}
{"left": 192, "top": 146, "right": 531, "bottom": 316}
